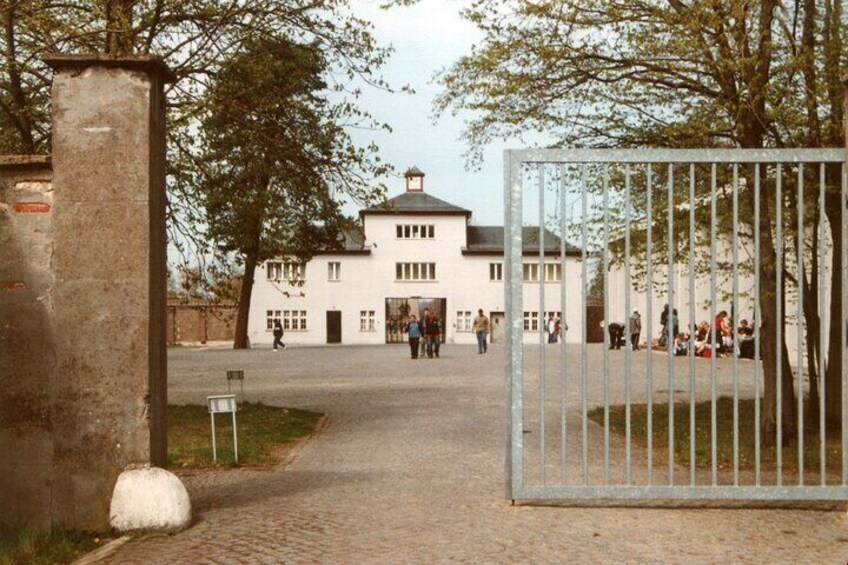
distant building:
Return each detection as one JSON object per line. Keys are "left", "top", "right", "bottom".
{"left": 248, "top": 167, "right": 587, "bottom": 346}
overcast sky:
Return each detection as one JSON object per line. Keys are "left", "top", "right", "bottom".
{"left": 344, "top": 0, "right": 517, "bottom": 226}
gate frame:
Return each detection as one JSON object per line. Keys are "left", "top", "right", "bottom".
{"left": 504, "top": 147, "right": 848, "bottom": 503}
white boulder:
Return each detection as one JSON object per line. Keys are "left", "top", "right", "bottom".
{"left": 109, "top": 467, "right": 191, "bottom": 533}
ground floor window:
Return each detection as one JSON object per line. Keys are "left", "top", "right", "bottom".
{"left": 266, "top": 310, "right": 282, "bottom": 330}
{"left": 283, "top": 310, "right": 307, "bottom": 331}
{"left": 523, "top": 311, "right": 539, "bottom": 331}
{"left": 360, "top": 310, "right": 376, "bottom": 332}
{"left": 456, "top": 310, "right": 472, "bottom": 332}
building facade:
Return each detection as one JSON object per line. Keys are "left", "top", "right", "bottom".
{"left": 248, "top": 168, "right": 587, "bottom": 346}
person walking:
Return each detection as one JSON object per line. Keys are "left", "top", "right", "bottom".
{"left": 405, "top": 314, "right": 421, "bottom": 359}
{"left": 419, "top": 308, "right": 431, "bottom": 358}
{"left": 272, "top": 320, "right": 285, "bottom": 350}
{"left": 472, "top": 309, "right": 490, "bottom": 354}
{"left": 422, "top": 310, "right": 441, "bottom": 358}
{"left": 629, "top": 310, "right": 642, "bottom": 350}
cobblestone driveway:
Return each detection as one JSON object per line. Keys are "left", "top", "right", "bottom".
{"left": 102, "top": 344, "right": 848, "bottom": 564}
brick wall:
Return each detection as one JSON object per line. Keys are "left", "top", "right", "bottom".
{"left": 167, "top": 303, "right": 237, "bottom": 344}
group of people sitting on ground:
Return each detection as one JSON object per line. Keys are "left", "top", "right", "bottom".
{"left": 670, "top": 310, "right": 756, "bottom": 359}
{"left": 602, "top": 304, "right": 757, "bottom": 359}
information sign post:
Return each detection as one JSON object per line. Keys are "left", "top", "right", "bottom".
{"left": 207, "top": 394, "right": 238, "bottom": 463}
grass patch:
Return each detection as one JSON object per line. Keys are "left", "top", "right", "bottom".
{"left": 0, "top": 524, "right": 100, "bottom": 565}
{"left": 589, "top": 397, "right": 841, "bottom": 473}
{"left": 168, "top": 402, "right": 322, "bottom": 468}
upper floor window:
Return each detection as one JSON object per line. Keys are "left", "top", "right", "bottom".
{"left": 267, "top": 260, "right": 304, "bottom": 282}
{"left": 328, "top": 261, "right": 341, "bottom": 281}
{"left": 522, "top": 263, "right": 560, "bottom": 282}
{"left": 522, "top": 263, "right": 539, "bottom": 282}
{"left": 396, "top": 224, "right": 435, "bottom": 239}
{"left": 396, "top": 262, "right": 436, "bottom": 281}
{"left": 489, "top": 263, "right": 503, "bottom": 281}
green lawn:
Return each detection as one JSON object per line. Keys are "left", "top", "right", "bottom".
{"left": 589, "top": 397, "right": 841, "bottom": 474}
{"left": 168, "top": 402, "right": 323, "bottom": 468}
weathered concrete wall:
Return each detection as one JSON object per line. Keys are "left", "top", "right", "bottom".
{"left": 0, "top": 56, "right": 174, "bottom": 533}
{"left": 46, "top": 55, "right": 172, "bottom": 531}
{"left": 0, "top": 158, "right": 55, "bottom": 531}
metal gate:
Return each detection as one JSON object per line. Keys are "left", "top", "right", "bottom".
{"left": 505, "top": 148, "right": 848, "bottom": 502}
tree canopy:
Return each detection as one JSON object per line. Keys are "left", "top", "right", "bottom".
{"left": 435, "top": 0, "right": 846, "bottom": 437}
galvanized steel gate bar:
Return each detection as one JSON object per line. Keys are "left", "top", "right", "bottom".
{"left": 504, "top": 148, "right": 848, "bottom": 502}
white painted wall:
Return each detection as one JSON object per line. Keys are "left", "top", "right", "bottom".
{"left": 248, "top": 210, "right": 586, "bottom": 346}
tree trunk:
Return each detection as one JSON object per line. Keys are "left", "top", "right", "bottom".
{"left": 758, "top": 197, "right": 798, "bottom": 445}
{"left": 104, "top": 0, "right": 137, "bottom": 56}
{"left": 824, "top": 189, "right": 843, "bottom": 430}
{"left": 233, "top": 252, "right": 258, "bottom": 349}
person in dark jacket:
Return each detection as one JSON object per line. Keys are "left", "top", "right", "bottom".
{"left": 421, "top": 310, "right": 441, "bottom": 358}
{"left": 272, "top": 320, "right": 285, "bottom": 350}
{"left": 600, "top": 320, "right": 625, "bottom": 350}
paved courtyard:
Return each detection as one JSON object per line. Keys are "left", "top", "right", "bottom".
{"left": 101, "top": 344, "right": 848, "bottom": 563}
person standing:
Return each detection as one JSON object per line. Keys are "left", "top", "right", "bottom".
{"left": 629, "top": 310, "right": 642, "bottom": 350}
{"left": 659, "top": 304, "right": 669, "bottom": 346}
{"left": 546, "top": 313, "right": 558, "bottom": 344}
{"left": 472, "top": 309, "right": 490, "bottom": 354}
{"left": 405, "top": 314, "right": 421, "bottom": 359}
{"left": 272, "top": 320, "right": 285, "bottom": 350}
{"left": 419, "top": 308, "right": 431, "bottom": 358}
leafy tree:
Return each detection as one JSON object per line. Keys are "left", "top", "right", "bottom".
{"left": 197, "top": 38, "right": 385, "bottom": 348}
{"left": 1, "top": 1, "right": 394, "bottom": 347}
{"left": 436, "top": 0, "right": 846, "bottom": 441}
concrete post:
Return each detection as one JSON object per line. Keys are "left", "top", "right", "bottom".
{"left": 44, "top": 55, "right": 175, "bottom": 531}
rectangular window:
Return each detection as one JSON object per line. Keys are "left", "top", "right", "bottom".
{"left": 395, "top": 262, "right": 437, "bottom": 281}
{"left": 328, "top": 261, "right": 341, "bottom": 281}
{"left": 396, "top": 224, "right": 436, "bottom": 239}
{"left": 266, "top": 310, "right": 282, "bottom": 330}
{"left": 456, "top": 311, "right": 472, "bottom": 332}
{"left": 523, "top": 263, "right": 539, "bottom": 282}
{"left": 360, "top": 310, "right": 376, "bottom": 332}
{"left": 267, "top": 262, "right": 282, "bottom": 281}
{"left": 545, "top": 263, "right": 562, "bottom": 282}
{"left": 489, "top": 263, "right": 503, "bottom": 281}
{"left": 281, "top": 310, "right": 307, "bottom": 331}
{"left": 267, "top": 260, "right": 304, "bottom": 281}
{"left": 523, "top": 311, "right": 539, "bottom": 331}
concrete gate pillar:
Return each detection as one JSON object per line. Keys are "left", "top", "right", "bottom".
{"left": 45, "top": 55, "right": 175, "bottom": 531}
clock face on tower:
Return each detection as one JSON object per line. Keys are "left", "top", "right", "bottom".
{"left": 407, "top": 175, "right": 422, "bottom": 191}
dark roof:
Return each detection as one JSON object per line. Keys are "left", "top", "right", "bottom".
{"left": 360, "top": 191, "right": 471, "bottom": 217}
{"left": 340, "top": 226, "right": 366, "bottom": 251}
{"left": 464, "top": 226, "right": 581, "bottom": 256}
{"left": 307, "top": 225, "right": 370, "bottom": 255}
{"left": 405, "top": 166, "right": 424, "bottom": 176}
